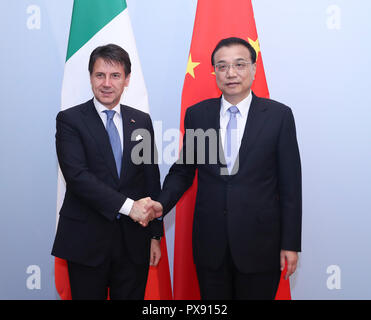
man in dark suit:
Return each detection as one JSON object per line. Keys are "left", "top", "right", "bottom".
{"left": 52, "top": 44, "right": 162, "bottom": 300}
{"left": 156, "top": 37, "right": 302, "bottom": 299}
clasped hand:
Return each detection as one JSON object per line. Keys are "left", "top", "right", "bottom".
{"left": 128, "top": 197, "right": 163, "bottom": 227}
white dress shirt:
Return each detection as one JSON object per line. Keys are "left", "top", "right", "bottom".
{"left": 93, "top": 98, "right": 133, "bottom": 216}
{"left": 219, "top": 91, "right": 252, "bottom": 151}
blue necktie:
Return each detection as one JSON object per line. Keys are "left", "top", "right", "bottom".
{"left": 225, "top": 106, "right": 239, "bottom": 173}
{"left": 103, "top": 110, "right": 122, "bottom": 177}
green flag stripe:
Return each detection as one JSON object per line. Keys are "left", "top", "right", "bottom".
{"left": 66, "top": 0, "right": 127, "bottom": 61}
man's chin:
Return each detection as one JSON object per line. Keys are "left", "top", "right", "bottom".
{"left": 96, "top": 97, "right": 116, "bottom": 109}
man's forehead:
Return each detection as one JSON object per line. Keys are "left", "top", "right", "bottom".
{"left": 93, "top": 58, "right": 124, "bottom": 71}
{"left": 214, "top": 44, "right": 252, "bottom": 61}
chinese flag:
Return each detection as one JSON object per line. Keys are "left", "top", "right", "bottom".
{"left": 173, "top": 0, "right": 291, "bottom": 300}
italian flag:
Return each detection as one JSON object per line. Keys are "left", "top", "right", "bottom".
{"left": 174, "top": 0, "right": 291, "bottom": 300}
{"left": 55, "top": 0, "right": 172, "bottom": 300}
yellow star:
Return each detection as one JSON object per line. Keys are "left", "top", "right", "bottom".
{"left": 186, "top": 54, "right": 200, "bottom": 78}
{"left": 248, "top": 37, "right": 261, "bottom": 61}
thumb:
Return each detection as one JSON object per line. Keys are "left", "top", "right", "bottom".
{"left": 150, "top": 252, "right": 154, "bottom": 266}
{"left": 280, "top": 252, "right": 286, "bottom": 272}
{"left": 152, "top": 201, "right": 163, "bottom": 212}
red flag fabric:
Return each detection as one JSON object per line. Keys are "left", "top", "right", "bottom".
{"left": 173, "top": 0, "right": 291, "bottom": 300}
{"left": 54, "top": 257, "right": 71, "bottom": 300}
{"left": 275, "top": 263, "right": 292, "bottom": 300}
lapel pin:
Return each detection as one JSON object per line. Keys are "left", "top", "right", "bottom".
{"left": 130, "top": 119, "right": 136, "bottom": 124}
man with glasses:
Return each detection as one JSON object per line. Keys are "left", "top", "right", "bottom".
{"left": 156, "top": 37, "right": 302, "bottom": 299}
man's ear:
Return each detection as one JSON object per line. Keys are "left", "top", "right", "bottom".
{"left": 124, "top": 73, "right": 131, "bottom": 87}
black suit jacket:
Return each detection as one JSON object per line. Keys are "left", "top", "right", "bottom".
{"left": 52, "top": 99, "right": 162, "bottom": 267}
{"left": 158, "top": 93, "right": 302, "bottom": 273}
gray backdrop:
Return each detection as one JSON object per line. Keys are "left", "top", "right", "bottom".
{"left": 0, "top": 0, "right": 370, "bottom": 299}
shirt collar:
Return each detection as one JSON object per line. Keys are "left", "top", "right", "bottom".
{"left": 221, "top": 91, "right": 252, "bottom": 118}
{"left": 93, "top": 97, "right": 121, "bottom": 116}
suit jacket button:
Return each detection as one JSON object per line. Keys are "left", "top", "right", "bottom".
{"left": 224, "top": 210, "right": 227, "bottom": 215}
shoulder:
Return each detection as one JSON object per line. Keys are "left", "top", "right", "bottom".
{"left": 186, "top": 97, "right": 220, "bottom": 115}
{"left": 253, "top": 94, "right": 292, "bottom": 114}
{"left": 121, "top": 104, "right": 151, "bottom": 120}
{"left": 121, "top": 104, "right": 154, "bottom": 131}
{"left": 56, "top": 99, "right": 93, "bottom": 122}
{"left": 253, "top": 94, "right": 297, "bottom": 129}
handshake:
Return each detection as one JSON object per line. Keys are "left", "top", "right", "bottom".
{"left": 128, "top": 197, "right": 163, "bottom": 227}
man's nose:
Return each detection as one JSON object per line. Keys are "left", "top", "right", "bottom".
{"left": 103, "top": 77, "right": 112, "bottom": 87}
{"left": 226, "top": 65, "right": 237, "bottom": 77}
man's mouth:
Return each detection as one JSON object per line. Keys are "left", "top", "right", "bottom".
{"left": 226, "top": 82, "right": 239, "bottom": 87}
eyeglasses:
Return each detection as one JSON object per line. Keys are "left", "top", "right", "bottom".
{"left": 214, "top": 61, "right": 252, "bottom": 73}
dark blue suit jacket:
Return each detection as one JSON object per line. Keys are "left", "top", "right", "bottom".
{"left": 158, "top": 93, "right": 302, "bottom": 273}
{"left": 52, "top": 99, "right": 162, "bottom": 267}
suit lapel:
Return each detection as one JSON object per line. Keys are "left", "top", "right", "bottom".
{"left": 207, "top": 97, "right": 222, "bottom": 138}
{"left": 234, "top": 93, "right": 268, "bottom": 173}
{"left": 120, "top": 104, "right": 138, "bottom": 184}
{"left": 205, "top": 98, "right": 230, "bottom": 179}
{"left": 81, "top": 99, "right": 120, "bottom": 184}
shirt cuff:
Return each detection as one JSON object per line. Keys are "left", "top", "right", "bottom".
{"left": 119, "top": 198, "right": 134, "bottom": 216}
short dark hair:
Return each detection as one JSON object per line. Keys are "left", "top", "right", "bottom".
{"left": 88, "top": 44, "right": 131, "bottom": 76}
{"left": 211, "top": 37, "right": 257, "bottom": 66}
